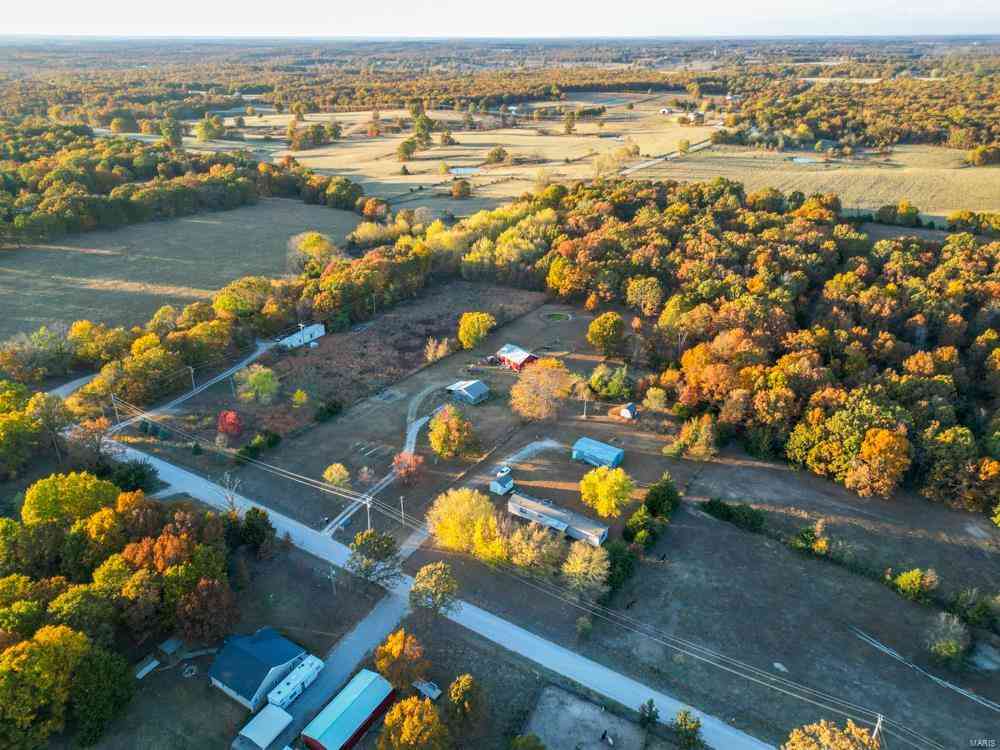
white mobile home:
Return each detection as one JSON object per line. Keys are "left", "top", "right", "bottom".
{"left": 507, "top": 492, "right": 609, "bottom": 547}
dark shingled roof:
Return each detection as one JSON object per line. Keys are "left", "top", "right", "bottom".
{"left": 208, "top": 628, "right": 305, "bottom": 702}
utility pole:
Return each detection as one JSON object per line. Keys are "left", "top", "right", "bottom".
{"left": 365, "top": 494, "right": 372, "bottom": 531}
{"left": 400, "top": 495, "right": 405, "bottom": 525}
{"left": 872, "top": 715, "right": 885, "bottom": 748}
{"left": 187, "top": 366, "right": 196, "bottom": 392}
{"left": 110, "top": 393, "right": 121, "bottom": 424}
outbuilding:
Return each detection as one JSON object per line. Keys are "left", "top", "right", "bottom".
{"left": 446, "top": 379, "right": 490, "bottom": 405}
{"left": 571, "top": 437, "right": 624, "bottom": 468}
{"left": 301, "top": 669, "right": 395, "bottom": 750}
{"left": 496, "top": 343, "right": 537, "bottom": 372}
{"left": 233, "top": 704, "right": 293, "bottom": 750}
{"left": 507, "top": 492, "right": 609, "bottom": 547}
{"left": 209, "top": 628, "right": 307, "bottom": 711}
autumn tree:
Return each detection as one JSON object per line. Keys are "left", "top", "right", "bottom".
{"left": 374, "top": 628, "right": 429, "bottom": 691}
{"left": 0, "top": 625, "right": 90, "bottom": 749}
{"left": 781, "top": 719, "right": 880, "bottom": 750}
{"left": 378, "top": 696, "right": 450, "bottom": 750}
{"left": 409, "top": 561, "right": 459, "bottom": 617}
{"left": 322, "top": 463, "right": 351, "bottom": 488}
{"left": 69, "top": 645, "right": 134, "bottom": 745}
{"left": 844, "top": 428, "right": 911, "bottom": 498}
{"left": 66, "top": 417, "right": 112, "bottom": 468}
{"left": 561, "top": 541, "right": 610, "bottom": 600}
{"left": 587, "top": 312, "right": 625, "bottom": 356}
{"left": 428, "top": 405, "right": 475, "bottom": 459}
{"left": 457, "top": 312, "right": 497, "bottom": 350}
{"left": 216, "top": 410, "right": 243, "bottom": 438}
{"left": 426, "top": 488, "right": 495, "bottom": 553}
{"left": 235, "top": 364, "right": 279, "bottom": 405}
{"left": 347, "top": 529, "right": 402, "bottom": 587}
{"left": 508, "top": 523, "right": 567, "bottom": 577}
{"left": 176, "top": 578, "right": 238, "bottom": 642}
{"left": 446, "top": 673, "right": 483, "bottom": 727}
{"left": 510, "top": 358, "right": 574, "bottom": 421}
{"left": 21, "top": 472, "right": 118, "bottom": 526}
{"left": 393, "top": 451, "right": 425, "bottom": 484}
{"left": 25, "top": 393, "right": 71, "bottom": 463}
{"left": 580, "top": 466, "right": 634, "bottom": 519}
{"left": 626, "top": 277, "right": 664, "bottom": 317}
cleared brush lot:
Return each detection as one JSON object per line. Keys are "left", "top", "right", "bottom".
{"left": 0, "top": 198, "right": 359, "bottom": 339}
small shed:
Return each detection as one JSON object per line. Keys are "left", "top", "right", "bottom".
{"left": 508, "top": 493, "right": 609, "bottom": 547}
{"left": 234, "top": 704, "right": 293, "bottom": 750}
{"left": 446, "top": 379, "right": 490, "bottom": 405}
{"left": 489, "top": 465, "right": 515, "bottom": 495}
{"left": 301, "top": 669, "right": 395, "bottom": 750}
{"left": 496, "top": 344, "right": 537, "bottom": 372}
{"left": 572, "top": 437, "right": 624, "bottom": 468}
{"left": 268, "top": 654, "right": 324, "bottom": 709}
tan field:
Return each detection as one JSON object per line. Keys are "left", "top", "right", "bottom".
{"left": 200, "top": 92, "right": 717, "bottom": 216}
{"left": 0, "top": 199, "right": 359, "bottom": 338}
{"left": 637, "top": 144, "right": 1000, "bottom": 222}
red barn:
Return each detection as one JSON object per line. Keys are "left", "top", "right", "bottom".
{"left": 496, "top": 343, "right": 537, "bottom": 371}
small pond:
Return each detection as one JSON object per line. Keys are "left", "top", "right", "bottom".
{"left": 449, "top": 167, "right": 482, "bottom": 175}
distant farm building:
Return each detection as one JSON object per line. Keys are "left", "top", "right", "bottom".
{"left": 496, "top": 343, "right": 537, "bottom": 371}
{"left": 446, "top": 379, "right": 490, "bottom": 405}
{"left": 301, "top": 669, "right": 395, "bottom": 750}
{"left": 209, "top": 627, "right": 307, "bottom": 711}
{"left": 572, "top": 437, "right": 624, "bottom": 468}
{"left": 278, "top": 323, "right": 326, "bottom": 350}
{"left": 233, "top": 704, "right": 293, "bottom": 750}
{"left": 268, "top": 654, "right": 324, "bottom": 709}
{"left": 507, "top": 492, "right": 609, "bottom": 547}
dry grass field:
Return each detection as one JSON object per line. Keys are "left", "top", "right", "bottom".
{"left": 202, "top": 91, "right": 716, "bottom": 216}
{"left": 639, "top": 144, "right": 1000, "bottom": 222}
{"left": 0, "top": 199, "right": 359, "bottom": 339}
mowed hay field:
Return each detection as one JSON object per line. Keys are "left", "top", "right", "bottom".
{"left": 640, "top": 144, "right": 1000, "bottom": 221}
{"left": 0, "top": 198, "right": 359, "bottom": 339}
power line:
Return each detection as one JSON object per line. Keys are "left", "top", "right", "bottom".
{"left": 109, "top": 396, "right": 945, "bottom": 749}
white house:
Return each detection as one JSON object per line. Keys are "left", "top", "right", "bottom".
{"left": 507, "top": 493, "right": 609, "bottom": 547}
{"left": 277, "top": 323, "right": 326, "bottom": 350}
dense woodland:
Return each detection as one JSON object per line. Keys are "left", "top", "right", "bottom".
{"left": 3, "top": 177, "right": 998, "bottom": 522}
{"left": 0, "top": 119, "right": 367, "bottom": 244}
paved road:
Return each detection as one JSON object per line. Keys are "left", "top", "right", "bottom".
{"left": 109, "top": 341, "right": 274, "bottom": 433}
{"left": 116, "top": 442, "right": 773, "bottom": 750}
{"left": 47, "top": 373, "right": 97, "bottom": 399}
{"left": 619, "top": 138, "right": 712, "bottom": 176}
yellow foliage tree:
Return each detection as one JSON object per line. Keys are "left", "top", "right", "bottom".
{"left": 374, "top": 629, "right": 429, "bottom": 692}
{"left": 844, "top": 428, "right": 911, "bottom": 498}
{"left": 426, "top": 488, "right": 495, "bottom": 554}
{"left": 378, "top": 696, "right": 449, "bottom": 750}
{"left": 457, "top": 311, "right": 496, "bottom": 350}
{"left": 781, "top": 719, "right": 880, "bottom": 750}
{"left": 579, "top": 466, "right": 634, "bottom": 519}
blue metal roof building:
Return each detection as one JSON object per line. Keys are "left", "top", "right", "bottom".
{"left": 446, "top": 379, "right": 490, "bottom": 405}
{"left": 301, "top": 669, "right": 395, "bottom": 750}
{"left": 572, "top": 437, "right": 625, "bottom": 468}
{"left": 209, "top": 627, "right": 306, "bottom": 711}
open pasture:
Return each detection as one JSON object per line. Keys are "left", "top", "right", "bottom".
{"left": 638, "top": 144, "right": 1000, "bottom": 222}
{"left": 0, "top": 199, "right": 359, "bottom": 339}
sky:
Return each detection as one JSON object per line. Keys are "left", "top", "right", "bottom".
{"left": 3, "top": 0, "right": 999, "bottom": 38}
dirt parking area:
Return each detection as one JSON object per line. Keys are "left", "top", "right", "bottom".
{"left": 525, "top": 685, "right": 675, "bottom": 750}
{"left": 0, "top": 198, "right": 359, "bottom": 339}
